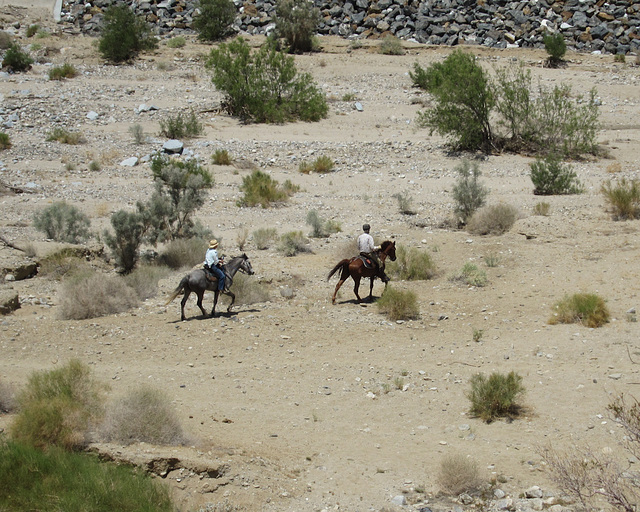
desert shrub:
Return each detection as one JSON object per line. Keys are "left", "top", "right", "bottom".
{"left": 88, "top": 160, "right": 101, "bottom": 171}
{"left": 0, "top": 441, "right": 174, "bottom": 511}
{"left": 278, "top": 230, "right": 309, "bottom": 256}
{"left": 10, "top": 359, "right": 105, "bottom": 450}
{"left": 98, "top": 4, "right": 158, "bottom": 63}
{"left": 33, "top": 201, "right": 91, "bottom": 243}
{"left": 253, "top": 227, "right": 278, "bottom": 249}
{"left": 123, "top": 264, "right": 171, "bottom": 300}
{"left": 544, "top": 32, "right": 566, "bottom": 67}
{"left": 103, "top": 210, "right": 147, "bottom": 273}
{"left": 306, "top": 210, "right": 341, "bottom": 238}
{"left": 493, "top": 61, "right": 536, "bottom": 147}
{"left": 450, "top": 262, "right": 488, "bottom": 287}
{"left": 220, "top": 272, "right": 270, "bottom": 306}
{"left": 274, "top": 0, "right": 320, "bottom": 53}
{"left": 387, "top": 245, "right": 436, "bottom": 281}
{"left": 467, "top": 371, "right": 525, "bottom": 422}
{"left": 99, "top": 385, "right": 187, "bottom": 446}
{"left": 413, "top": 51, "right": 494, "bottom": 151}
{"left": 0, "top": 31, "right": 13, "bottom": 49}
{"left": 238, "top": 169, "right": 296, "bottom": 207}
{"left": 193, "top": 0, "right": 236, "bottom": 42}
{"left": 37, "top": 248, "right": 90, "bottom": 279}
{"left": 601, "top": 178, "right": 640, "bottom": 220}
{"left": 298, "top": 155, "right": 334, "bottom": 174}
{"left": 438, "top": 453, "right": 482, "bottom": 495}
{"left": 376, "top": 287, "right": 419, "bottom": 321}
{"left": 0, "top": 378, "right": 16, "bottom": 413}
{"left": 26, "top": 24, "right": 40, "bottom": 37}
{"left": 379, "top": 35, "right": 404, "bottom": 55}
{"left": 139, "top": 156, "right": 213, "bottom": 243}
{"left": 393, "top": 190, "right": 416, "bottom": 215}
{"left": 212, "top": 149, "right": 232, "bottom": 165}
{"left": 158, "top": 237, "right": 208, "bottom": 269}
{"left": 158, "top": 110, "right": 203, "bottom": 139}
{"left": 533, "top": 201, "right": 551, "bottom": 216}
{"left": 1, "top": 43, "right": 33, "bottom": 72}
{"left": 466, "top": 203, "right": 519, "bottom": 235}
{"left": 46, "top": 127, "right": 85, "bottom": 144}
{"left": 129, "top": 123, "right": 145, "bottom": 144}
{"left": 452, "top": 160, "right": 489, "bottom": 224}
{"left": 530, "top": 153, "right": 583, "bottom": 195}
{"left": 207, "top": 37, "right": 328, "bottom": 123}
{"left": 166, "top": 35, "right": 186, "bottom": 48}
{"left": 549, "top": 292, "right": 610, "bottom": 328}
{"left": 48, "top": 62, "right": 77, "bottom": 80}
{"left": 59, "top": 272, "right": 139, "bottom": 320}
{"left": 0, "top": 132, "right": 11, "bottom": 150}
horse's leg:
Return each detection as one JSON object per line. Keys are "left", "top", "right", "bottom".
{"left": 331, "top": 265, "right": 351, "bottom": 304}
{"left": 368, "top": 276, "right": 375, "bottom": 301}
{"left": 211, "top": 290, "right": 219, "bottom": 318}
{"left": 353, "top": 276, "right": 362, "bottom": 303}
{"left": 225, "top": 291, "right": 236, "bottom": 313}
{"left": 180, "top": 289, "right": 191, "bottom": 321}
{"left": 196, "top": 290, "right": 207, "bottom": 317}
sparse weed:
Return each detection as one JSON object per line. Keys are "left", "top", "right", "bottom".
{"left": 166, "top": 36, "right": 186, "bottom": 48}
{"left": 393, "top": 377, "right": 405, "bottom": 390}
{"left": 212, "top": 149, "right": 232, "bottom": 165}
{"left": 0, "top": 378, "right": 16, "bottom": 413}
{"left": 614, "top": 53, "right": 626, "bottom": 63}
{"left": 123, "top": 264, "right": 171, "bottom": 300}
{"left": 484, "top": 252, "right": 501, "bottom": 267}
{"left": 306, "top": 210, "right": 341, "bottom": 238}
{"left": 298, "top": 155, "right": 334, "bottom": 174}
{"left": 450, "top": 262, "right": 488, "bottom": 287}
{"left": 472, "top": 328, "right": 484, "bottom": 342}
{"left": 467, "top": 371, "right": 525, "bottom": 422}
{"left": 220, "top": 272, "right": 270, "bottom": 305}
{"left": 342, "top": 92, "right": 357, "bottom": 102}
{"left": 393, "top": 190, "right": 416, "bottom": 215}
{"left": 549, "top": 292, "right": 610, "bottom": 328}
{"left": 88, "top": 160, "right": 101, "bottom": 171}
{"left": 128, "top": 123, "right": 145, "bottom": 144}
{"left": 601, "top": 178, "right": 640, "bottom": 220}
{"left": 533, "top": 201, "right": 551, "bottom": 216}
{"left": 452, "top": 160, "right": 489, "bottom": 224}
{"left": 253, "top": 227, "right": 278, "bottom": 249}
{"left": 26, "top": 24, "right": 39, "bottom": 37}
{"left": 37, "top": 248, "right": 91, "bottom": 280}
{"left": 467, "top": 203, "right": 519, "bottom": 235}
{"left": 438, "top": 453, "right": 483, "bottom": 495}
{"left": 48, "top": 63, "right": 77, "bottom": 80}
{"left": 159, "top": 110, "right": 204, "bottom": 139}
{"left": 387, "top": 245, "right": 436, "bottom": 281}
{"left": 46, "top": 127, "right": 85, "bottom": 145}
{"left": 377, "top": 287, "right": 419, "bottom": 321}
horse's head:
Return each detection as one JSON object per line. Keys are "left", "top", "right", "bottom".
{"left": 380, "top": 240, "right": 397, "bottom": 261}
{"left": 239, "top": 253, "right": 255, "bottom": 275}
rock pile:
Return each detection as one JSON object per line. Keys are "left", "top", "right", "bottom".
{"left": 59, "top": 0, "right": 639, "bottom": 54}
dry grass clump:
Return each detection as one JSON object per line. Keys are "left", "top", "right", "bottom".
{"left": 123, "top": 264, "right": 171, "bottom": 300}
{"left": 378, "top": 35, "right": 405, "bottom": 55}
{"left": 298, "top": 155, "right": 334, "bottom": 174}
{"left": 387, "top": 245, "right": 436, "bottom": 281}
{"left": 467, "top": 371, "right": 525, "bottom": 422}
{"left": 252, "top": 227, "right": 278, "bottom": 250}
{"left": 533, "top": 201, "right": 551, "bottom": 216}
{"left": 278, "top": 231, "right": 310, "bottom": 256}
{"left": 220, "top": 273, "right": 270, "bottom": 305}
{"left": 466, "top": 203, "right": 519, "bottom": 235}
{"left": 46, "top": 127, "right": 86, "bottom": 145}
{"left": 549, "top": 292, "right": 610, "bottom": 328}
{"left": 212, "top": 149, "right": 233, "bottom": 165}
{"left": 59, "top": 272, "right": 139, "bottom": 320}
{"left": 601, "top": 178, "right": 640, "bottom": 220}
{"left": 38, "top": 248, "right": 91, "bottom": 280}
{"left": 99, "top": 385, "right": 188, "bottom": 446}
{"left": 158, "top": 237, "right": 208, "bottom": 269}
{"left": 437, "top": 453, "right": 483, "bottom": 495}
{"left": 10, "top": 359, "right": 106, "bottom": 450}
{"left": 376, "top": 286, "right": 419, "bottom": 321}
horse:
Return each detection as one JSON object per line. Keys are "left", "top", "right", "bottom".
{"left": 166, "top": 254, "right": 254, "bottom": 321}
{"left": 327, "top": 240, "right": 396, "bottom": 304}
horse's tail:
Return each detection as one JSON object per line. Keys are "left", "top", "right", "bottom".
{"left": 327, "top": 259, "right": 350, "bottom": 281}
{"left": 165, "top": 275, "right": 188, "bottom": 305}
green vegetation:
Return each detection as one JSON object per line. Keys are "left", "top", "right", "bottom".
{"left": 601, "top": 178, "right": 640, "bottom": 220}
{"left": 530, "top": 154, "right": 583, "bottom": 195}
{"left": 48, "top": 62, "right": 77, "bottom": 80}
{"left": 33, "top": 201, "right": 91, "bottom": 243}
{"left": 10, "top": 360, "right": 105, "bottom": 449}
{"left": 193, "top": 0, "right": 236, "bottom": 42}
{"left": 278, "top": 230, "right": 309, "bottom": 256}
{"left": 103, "top": 210, "right": 147, "bottom": 274}
{"left": 392, "top": 190, "right": 416, "bottom": 215}
{"left": 0, "top": 132, "right": 11, "bottom": 150}
{"left": 212, "top": 148, "right": 232, "bottom": 165}
{"left": 207, "top": 37, "right": 328, "bottom": 123}
{"left": 467, "top": 371, "right": 525, "bottom": 422}
{"left": 98, "top": 4, "right": 158, "bottom": 63}
{"left": 298, "top": 155, "right": 334, "bottom": 174}
{"left": 46, "top": 127, "right": 85, "bottom": 144}
{"left": 438, "top": 453, "right": 482, "bottom": 495}
{"left": 378, "top": 35, "right": 405, "bottom": 55}
{"left": 274, "top": 0, "right": 320, "bottom": 53}
{"left": 451, "top": 160, "right": 489, "bottom": 224}
{"left": 376, "top": 287, "right": 419, "bottom": 321}
{"left": 238, "top": 169, "right": 298, "bottom": 207}
{"left": 466, "top": 203, "right": 519, "bottom": 235}
{"left": 129, "top": 123, "right": 145, "bottom": 144}
{"left": 158, "top": 110, "right": 204, "bottom": 139}
{"left": 253, "top": 227, "right": 279, "bottom": 249}
{"left": 543, "top": 32, "right": 566, "bottom": 68}
{"left": 387, "top": 245, "right": 436, "bottom": 281}
{"left": 306, "top": 210, "right": 341, "bottom": 237}
{"left": 166, "top": 35, "right": 186, "bottom": 48}
{"left": 450, "top": 262, "right": 488, "bottom": 287}
{"left": 1, "top": 43, "right": 33, "bottom": 72}
{"left": 25, "top": 24, "right": 40, "bottom": 37}
{"left": 549, "top": 292, "right": 610, "bottom": 328}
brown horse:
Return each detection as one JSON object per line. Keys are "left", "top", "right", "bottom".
{"left": 327, "top": 240, "right": 396, "bottom": 304}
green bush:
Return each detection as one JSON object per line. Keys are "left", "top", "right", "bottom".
{"left": 306, "top": 210, "right": 341, "bottom": 238}
{"left": 544, "top": 32, "right": 567, "bottom": 67}
{"left": 25, "top": 24, "right": 40, "bottom": 37}
{"left": 1, "top": 43, "right": 33, "bottom": 72}
{"left": 99, "top": 385, "right": 187, "bottom": 446}
{"left": 387, "top": 245, "right": 436, "bottom": 281}
{"left": 103, "top": 210, "right": 147, "bottom": 273}
{"left": 376, "top": 287, "right": 419, "bottom": 321}
{"left": 549, "top": 292, "right": 610, "bottom": 328}
{"left": 238, "top": 169, "right": 297, "bottom": 207}
{"left": 467, "top": 371, "right": 525, "bottom": 422}
{"left": 0, "top": 132, "right": 11, "bottom": 150}
{"left": 298, "top": 155, "right": 334, "bottom": 174}
{"left": 0, "top": 441, "right": 173, "bottom": 511}
{"left": 452, "top": 160, "right": 489, "bottom": 224}
{"left": 158, "top": 237, "right": 209, "bottom": 269}
{"left": 466, "top": 203, "right": 519, "bottom": 235}
{"left": 59, "top": 272, "right": 139, "bottom": 319}
{"left": 139, "top": 156, "right": 213, "bottom": 244}
{"left": 158, "top": 110, "right": 204, "bottom": 139}
{"left": 450, "top": 262, "right": 488, "bottom": 287}
{"left": 48, "top": 62, "right": 77, "bottom": 80}
{"left": 530, "top": 153, "right": 583, "bottom": 195}
{"left": 379, "top": 35, "right": 405, "bottom": 55}
{"left": 392, "top": 190, "right": 416, "bottom": 215}
{"left": 413, "top": 51, "right": 494, "bottom": 151}
{"left": 33, "top": 201, "right": 91, "bottom": 243}
{"left": 275, "top": 0, "right": 319, "bottom": 53}
{"left": 98, "top": 4, "right": 158, "bottom": 63}
{"left": 193, "top": 0, "right": 236, "bottom": 42}
{"left": 212, "top": 148, "right": 232, "bottom": 165}
{"left": 10, "top": 360, "right": 105, "bottom": 450}
{"left": 207, "top": 37, "right": 328, "bottom": 123}
{"left": 493, "top": 62, "right": 535, "bottom": 148}
{"left": 46, "top": 127, "right": 85, "bottom": 144}
{"left": 253, "top": 227, "right": 278, "bottom": 249}
{"left": 278, "top": 230, "right": 309, "bottom": 256}
{"left": 438, "top": 453, "right": 482, "bottom": 495}
{"left": 601, "top": 178, "right": 640, "bottom": 220}
{"left": 166, "top": 35, "right": 186, "bottom": 48}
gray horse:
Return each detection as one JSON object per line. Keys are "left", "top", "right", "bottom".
{"left": 166, "top": 254, "right": 254, "bottom": 321}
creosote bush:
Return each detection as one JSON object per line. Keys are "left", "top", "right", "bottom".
{"left": 48, "top": 63, "right": 77, "bottom": 80}
{"left": 452, "top": 160, "right": 489, "bottom": 224}
{"left": 549, "top": 292, "right": 610, "bottom": 328}
{"left": 238, "top": 169, "right": 298, "bottom": 207}
{"left": 253, "top": 227, "right": 278, "bottom": 249}
{"left": 99, "top": 385, "right": 187, "bottom": 446}
{"left": 376, "top": 287, "right": 419, "bottom": 321}
{"left": 193, "top": 0, "right": 236, "bottom": 42}
{"left": 467, "top": 371, "right": 525, "bottom": 422}
{"left": 103, "top": 209, "right": 147, "bottom": 273}
{"left": 278, "top": 230, "right": 309, "bottom": 256}
{"left": 33, "top": 201, "right": 91, "bottom": 243}
{"left": 306, "top": 210, "right": 341, "bottom": 238}
{"left": 387, "top": 245, "right": 436, "bottom": 281}
{"left": 438, "top": 453, "right": 483, "bottom": 495}
{"left": 466, "top": 203, "right": 519, "bottom": 235}
{"left": 530, "top": 153, "right": 583, "bottom": 195}
{"left": 10, "top": 359, "right": 106, "bottom": 450}
{"left": 98, "top": 4, "right": 157, "bottom": 63}
{"left": 159, "top": 110, "right": 204, "bottom": 139}
{"left": 1, "top": 43, "right": 33, "bottom": 72}
{"left": 274, "top": 0, "right": 320, "bottom": 53}
{"left": 298, "top": 155, "right": 334, "bottom": 174}
{"left": 601, "top": 178, "right": 640, "bottom": 220}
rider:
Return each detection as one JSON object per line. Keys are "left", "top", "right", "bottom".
{"left": 357, "top": 223, "right": 389, "bottom": 283}
{"left": 203, "top": 239, "right": 225, "bottom": 292}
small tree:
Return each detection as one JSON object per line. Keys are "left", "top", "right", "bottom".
{"left": 451, "top": 160, "right": 489, "bottom": 224}
{"left": 530, "top": 153, "right": 583, "bottom": 195}
{"left": 98, "top": 4, "right": 158, "bottom": 63}
{"left": 103, "top": 210, "right": 147, "bottom": 274}
{"left": 33, "top": 201, "right": 91, "bottom": 243}
{"left": 193, "top": 0, "right": 236, "bottom": 42}
{"left": 544, "top": 31, "right": 567, "bottom": 68}
{"left": 275, "top": 0, "right": 320, "bottom": 53}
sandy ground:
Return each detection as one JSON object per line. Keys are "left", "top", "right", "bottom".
{"left": 1, "top": 8, "right": 640, "bottom": 512}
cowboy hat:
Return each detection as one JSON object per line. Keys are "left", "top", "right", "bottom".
{"left": 209, "top": 239, "right": 219, "bottom": 249}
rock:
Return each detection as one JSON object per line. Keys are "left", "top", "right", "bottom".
{"left": 525, "top": 486, "right": 543, "bottom": 499}
{"left": 163, "top": 139, "right": 184, "bottom": 154}
{"left": 0, "top": 289, "right": 19, "bottom": 315}
{"left": 119, "top": 157, "right": 139, "bottom": 167}
{"left": 391, "top": 495, "right": 407, "bottom": 506}
{"left": 86, "top": 110, "right": 99, "bottom": 120}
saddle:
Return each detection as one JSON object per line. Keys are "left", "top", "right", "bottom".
{"left": 357, "top": 255, "right": 375, "bottom": 269}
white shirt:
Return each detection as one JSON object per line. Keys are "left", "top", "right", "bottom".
{"left": 204, "top": 248, "right": 220, "bottom": 267}
{"left": 357, "top": 232, "right": 375, "bottom": 253}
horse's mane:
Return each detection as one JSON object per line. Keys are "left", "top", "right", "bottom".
{"left": 379, "top": 240, "right": 393, "bottom": 251}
